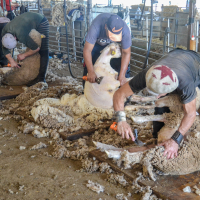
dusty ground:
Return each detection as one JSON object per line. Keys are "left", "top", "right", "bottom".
{"left": 0, "top": 60, "right": 144, "bottom": 200}
{"left": 0, "top": 118, "right": 141, "bottom": 200}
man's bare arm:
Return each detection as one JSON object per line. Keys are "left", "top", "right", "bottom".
{"left": 178, "top": 98, "right": 196, "bottom": 135}
{"left": 113, "top": 82, "right": 135, "bottom": 140}
{"left": 17, "top": 47, "right": 40, "bottom": 61}
{"left": 118, "top": 47, "right": 131, "bottom": 86}
{"left": 5, "top": 54, "right": 20, "bottom": 68}
{"left": 83, "top": 41, "right": 96, "bottom": 83}
{"left": 113, "top": 81, "right": 134, "bottom": 111}
{"left": 160, "top": 98, "right": 196, "bottom": 159}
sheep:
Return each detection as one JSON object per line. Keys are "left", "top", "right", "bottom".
{"left": 1, "top": 29, "right": 44, "bottom": 85}
{"left": 129, "top": 87, "right": 200, "bottom": 143}
{"left": 84, "top": 43, "right": 121, "bottom": 109}
{"left": 96, "top": 87, "right": 200, "bottom": 181}
{"left": 30, "top": 43, "right": 123, "bottom": 129}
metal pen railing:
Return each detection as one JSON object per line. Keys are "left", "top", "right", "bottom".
{"left": 20, "top": 2, "right": 200, "bottom": 78}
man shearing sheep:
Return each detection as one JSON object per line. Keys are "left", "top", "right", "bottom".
{"left": 83, "top": 13, "right": 132, "bottom": 86}
{"left": 113, "top": 48, "right": 200, "bottom": 159}
{"left": 1, "top": 12, "right": 49, "bottom": 86}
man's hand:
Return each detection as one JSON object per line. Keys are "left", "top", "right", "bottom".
{"left": 10, "top": 60, "right": 20, "bottom": 68}
{"left": 159, "top": 139, "right": 178, "bottom": 159}
{"left": 17, "top": 54, "right": 26, "bottom": 61}
{"left": 87, "top": 71, "right": 97, "bottom": 83}
{"left": 117, "top": 121, "right": 135, "bottom": 141}
{"left": 118, "top": 76, "right": 127, "bottom": 86}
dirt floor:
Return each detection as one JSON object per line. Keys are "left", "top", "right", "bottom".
{"left": 0, "top": 118, "right": 141, "bottom": 200}
{"left": 0, "top": 60, "right": 144, "bottom": 200}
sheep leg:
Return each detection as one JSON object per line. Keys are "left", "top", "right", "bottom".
{"left": 157, "top": 126, "right": 177, "bottom": 144}
{"left": 131, "top": 115, "right": 165, "bottom": 123}
{"left": 125, "top": 105, "right": 155, "bottom": 111}
{"left": 127, "top": 144, "right": 156, "bottom": 153}
{"left": 130, "top": 95, "right": 157, "bottom": 103}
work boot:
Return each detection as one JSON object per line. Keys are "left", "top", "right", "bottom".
{"left": 27, "top": 50, "right": 49, "bottom": 87}
{"left": 0, "top": 22, "right": 8, "bottom": 66}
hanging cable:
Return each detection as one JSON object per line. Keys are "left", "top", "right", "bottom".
{"left": 137, "top": 0, "right": 146, "bottom": 31}
{"left": 63, "top": 0, "right": 76, "bottom": 78}
{"left": 142, "top": 0, "right": 153, "bottom": 69}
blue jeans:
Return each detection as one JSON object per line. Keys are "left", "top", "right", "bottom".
{"left": 83, "top": 43, "right": 130, "bottom": 86}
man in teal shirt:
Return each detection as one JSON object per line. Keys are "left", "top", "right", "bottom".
{"left": 2, "top": 12, "right": 49, "bottom": 86}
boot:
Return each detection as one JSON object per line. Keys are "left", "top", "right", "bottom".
{"left": 27, "top": 50, "right": 49, "bottom": 86}
{"left": 0, "top": 22, "right": 8, "bottom": 66}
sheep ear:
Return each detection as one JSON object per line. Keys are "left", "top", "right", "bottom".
{"left": 41, "top": 34, "right": 46, "bottom": 39}
{"left": 110, "top": 48, "right": 116, "bottom": 55}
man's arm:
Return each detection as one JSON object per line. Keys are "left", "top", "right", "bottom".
{"left": 118, "top": 47, "right": 131, "bottom": 86}
{"left": 83, "top": 41, "right": 96, "bottom": 83}
{"left": 113, "top": 81, "right": 135, "bottom": 140}
{"left": 5, "top": 54, "right": 20, "bottom": 68}
{"left": 17, "top": 47, "right": 40, "bottom": 61}
{"left": 160, "top": 98, "right": 196, "bottom": 159}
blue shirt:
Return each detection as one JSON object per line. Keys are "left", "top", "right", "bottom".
{"left": 86, "top": 13, "right": 132, "bottom": 50}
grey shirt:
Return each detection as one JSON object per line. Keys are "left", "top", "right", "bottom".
{"left": 129, "top": 49, "right": 200, "bottom": 104}
{"left": 85, "top": 13, "right": 132, "bottom": 50}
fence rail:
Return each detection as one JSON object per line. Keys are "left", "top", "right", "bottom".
{"left": 19, "top": 1, "right": 200, "bottom": 77}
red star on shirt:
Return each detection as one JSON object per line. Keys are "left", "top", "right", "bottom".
{"left": 154, "top": 65, "right": 175, "bottom": 82}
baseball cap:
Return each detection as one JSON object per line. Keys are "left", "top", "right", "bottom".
{"left": 106, "top": 15, "right": 124, "bottom": 42}
{"left": 146, "top": 65, "right": 179, "bottom": 94}
{"left": 2, "top": 33, "right": 17, "bottom": 49}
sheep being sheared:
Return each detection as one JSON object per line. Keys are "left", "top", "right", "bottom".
{"left": 84, "top": 43, "right": 121, "bottom": 109}
{"left": 31, "top": 43, "right": 122, "bottom": 129}
{"left": 95, "top": 87, "right": 200, "bottom": 181}
{"left": 0, "top": 29, "right": 44, "bottom": 85}
{"left": 97, "top": 135, "right": 200, "bottom": 181}
{"left": 128, "top": 87, "right": 200, "bottom": 143}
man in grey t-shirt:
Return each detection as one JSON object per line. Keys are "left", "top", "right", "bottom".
{"left": 83, "top": 13, "right": 132, "bottom": 86}
{"left": 113, "top": 49, "right": 200, "bottom": 160}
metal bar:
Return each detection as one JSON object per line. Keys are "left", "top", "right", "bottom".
{"left": 187, "top": 0, "right": 195, "bottom": 50}
{"left": 132, "top": 38, "right": 178, "bottom": 50}
{"left": 49, "top": 34, "right": 85, "bottom": 40}
{"left": 57, "top": 27, "right": 61, "bottom": 51}
{"left": 131, "top": 59, "right": 146, "bottom": 65}
{"left": 129, "top": 63, "right": 144, "bottom": 70}
{"left": 131, "top": 46, "right": 163, "bottom": 57}
{"left": 72, "top": 21, "right": 77, "bottom": 61}
{"left": 49, "top": 40, "right": 83, "bottom": 45}
{"left": 87, "top": 0, "right": 92, "bottom": 31}
{"left": 130, "top": 70, "right": 140, "bottom": 75}
{"left": 167, "top": 18, "right": 170, "bottom": 52}
{"left": 196, "top": 20, "right": 199, "bottom": 51}
{"left": 49, "top": 44, "right": 83, "bottom": 52}
{"left": 146, "top": 15, "right": 148, "bottom": 52}
{"left": 131, "top": 52, "right": 157, "bottom": 61}
{"left": 38, "top": 0, "right": 43, "bottom": 14}
{"left": 63, "top": 0, "right": 75, "bottom": 78}
{"left": 49, "top": 46, "right": 84, "bottom": 54}
{"left": 132, "top": 28, "right": 188, "bottom": 37}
